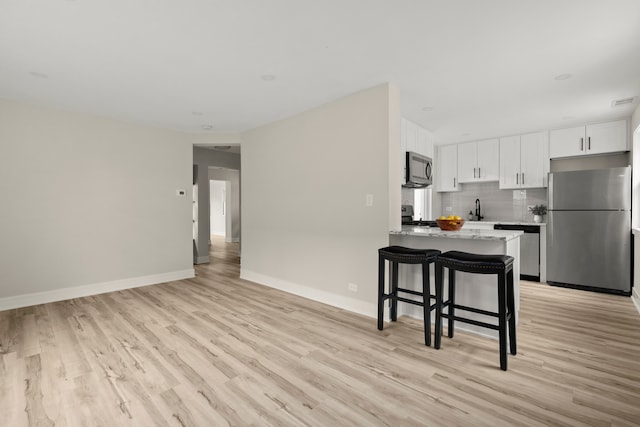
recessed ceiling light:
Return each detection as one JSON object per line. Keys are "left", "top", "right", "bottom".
{"left": 562, "top": 116, "right": 575, "bottom": 120}
{"left": 201, "top": 124, "right": 213, "bottom": 130}
{"left": 421, "top": 107, "right": 434, "bottom": 112}
{"left": 192, "top": 111, "right": 203, "bottom": 116}
{"left": 29, "top": 71, "right": 48, "bottom": 78}
{"left": 554, "top": 73, "right": 572, "bottom": 81}
{"left": 213, "top": 146, "right": 231, "bottom": 151}
{"left": 261, "top": 74, "right": 276, "bottom": 81}
{"left": 461, "top": 133, "right": 471, "bottom": 137}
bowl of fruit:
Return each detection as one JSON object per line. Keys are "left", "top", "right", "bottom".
{"left": 436, "top": 215, "right": 465, "bottom": 231}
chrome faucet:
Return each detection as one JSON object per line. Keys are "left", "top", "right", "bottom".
{"left": 475, "top": 198, "right": 484, "bottom": 221}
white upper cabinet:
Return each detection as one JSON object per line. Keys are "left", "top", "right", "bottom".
{"left": 416, "top": 126, "right": 434, "bottom": 158}
{"left": 499, "top": 136, "right": 521, "bottom": 189}
{"left": 401, "top": 118, "right": 433, "bottom": 158}
{"left": 499, "top": 131, "right": 549, "bottom": 189}
{"left": 549, "top": 120, "right": 627, "bottom": 159}
{"left": 520, "top": 132, "right": 549, "bottom": 188}
{"left": 586, "top": 120, "right": 628, "bottom": 155}
{"left": 457, "top": 139, "right": 499, "bottom": 183}
{"left": 436, "top": 144, "right": 459, "bottom": 192}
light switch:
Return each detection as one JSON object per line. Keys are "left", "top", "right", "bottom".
{"left": 176, "top": 189, "right": 186, "bottom": 197}
{"left": 365, "top": 194, "right": 374, "bottom": 207}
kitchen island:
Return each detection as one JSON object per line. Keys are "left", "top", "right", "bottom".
{"left": 388, "top": 226, "right": 522, "bottom": 338}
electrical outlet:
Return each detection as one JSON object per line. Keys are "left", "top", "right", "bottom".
{"left": 347, "top": 283, "right": 358, "bottom": 292}
{"left": 445, "top": 206, "right": 452, "bottom": 212}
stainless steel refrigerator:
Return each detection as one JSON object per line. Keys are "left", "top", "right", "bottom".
{"left": 547, "top": 166, "right": 632, "bottom": 295}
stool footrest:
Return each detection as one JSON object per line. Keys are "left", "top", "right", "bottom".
{"left": 397, "top": 287, "right": 424, "bottom": 297}
{"left": 446, "top": 303, "right": 499, "bottom": 319}
{"left": 440, "top": 314, "right": 500, "bottom": 331}
{"left": 396, "top": 295, "right": 435, "bottom": 307}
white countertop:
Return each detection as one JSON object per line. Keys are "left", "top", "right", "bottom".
{"left": 465, "top": 220, "right": 546, "bottom": 226}
{"left": 391, "top": 226, "right": 523, "bottom": 241}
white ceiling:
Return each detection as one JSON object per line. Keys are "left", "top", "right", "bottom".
{"left": 2, "top": 0, "right": 639, "bottom": 144}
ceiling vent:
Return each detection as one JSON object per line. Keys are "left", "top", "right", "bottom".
{"left": 611, "top": 96, "right": 638, "bottom": 107}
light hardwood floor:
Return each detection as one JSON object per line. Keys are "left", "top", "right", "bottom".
{"left": 1, "top": 238, "right": 640, "bottom": 426}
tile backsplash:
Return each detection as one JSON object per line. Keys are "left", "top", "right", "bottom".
{"left": 437, "top": 182, "right": 547, "bottom": 222}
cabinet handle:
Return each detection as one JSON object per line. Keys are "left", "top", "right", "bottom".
{"left": 473, "top": 167, "right": 476, "bottom": 178}
{"left": 478, "top": 168, "right": 481, "bottom": 178}
{"left": 588, "top": 136, "right": 591, "bottom": 150}
{"left": 580, "top": 137, "right": 584, "bottom": 151}
{"left": 522, "top": 173, "right": 525, "bottom": 185}
{"left": 453, "top": 177, "right": 456, "bottom": 188}
{"left": 516, "top": 173, "right": 519, "bottom": 184}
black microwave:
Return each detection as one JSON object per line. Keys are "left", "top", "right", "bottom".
{"left": 403, "top": 151, "right": 433, "bottom": 188}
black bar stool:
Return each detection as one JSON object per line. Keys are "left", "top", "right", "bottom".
{"left": 434, "top": 250, "right": 516, "bottom": 370}
{"left": 377, "top": 246, "right": 441, "bottom": 346}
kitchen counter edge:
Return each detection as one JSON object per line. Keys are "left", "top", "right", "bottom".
{"left": 391, "top": 228, "right": 524, "bottom": 241}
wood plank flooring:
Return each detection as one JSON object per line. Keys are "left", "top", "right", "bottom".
{"left": 1, "top": 237, "right": 640, "bottom": 426}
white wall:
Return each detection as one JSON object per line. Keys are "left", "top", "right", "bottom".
{"left": 0, "top": 98, "right": 194, "bottom": 309}
{"left": 241, "top": 83, "right": 400, "bottom": 317}
{"left": 209, "top": 168, "right": 241, "bottom": 242}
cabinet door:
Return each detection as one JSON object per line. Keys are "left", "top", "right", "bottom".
{"left": 404, "top": 119, "right": 418, "bottom": 153}
{"left": 520, "top": 131, "right": 548, "bottom": 188}
{"left": 457, "top": 141, "right": 477, "bottom": 183}
{"left": 499, "top": 136, "right": 520, "bottom": 189}
{"left": 549, "top": 126, "right": 585, "bottom": 158}
{"left": 586, "top": 120, "right": 628, "bottom": 155}
{"left": 436, "top": 144, "right": 459, "bottom": 192}
{"left": 476, "top": 138, "right": 499, "bottom": 182}
{"left": 417, "top": 126, "right": 434, "bottom": 158}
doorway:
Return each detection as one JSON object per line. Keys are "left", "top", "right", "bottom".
{"left": 209, "top": 179, "right": 228, "bottom": 240}
{"left": 208, "top": 167, "right": 240, "bottom": 244}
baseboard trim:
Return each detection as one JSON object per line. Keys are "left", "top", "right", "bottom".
{"left": 240, "top": 269, "right": 377, "bottom": 319}
{"left": 194, "top": 256, "right": 210, "bottom": 264}
{"left": 632, "top": 287, "right": 640, "bottom": 315}
{"left": 0, "top": 269, "right": 195, "bottom": 312}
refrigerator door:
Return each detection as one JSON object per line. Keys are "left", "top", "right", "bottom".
{"left": 548, "top": 167, "right": 631, "bottom": 210}
{"left": 547, "top": 210, "right": 631, "bottom": 292}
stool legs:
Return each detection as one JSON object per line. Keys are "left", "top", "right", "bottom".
{"left": 422, "top": 262, "right": 431, "bottom": 347}
{"left": 435, "top": 262, "right": 516, "bottom": 371}
{"left": 377, "top": 254, "right": 385, "bottom": 331}
{"left": 498, "top": 271, "right": 508, "bottom": 371}
{"left": 434, "top": 263, "right": 443, "bottom": 349}
{"left": 390, "top": 262, "right": 399, "bottom": 322}
{"left": 447, "top": 268, "right": 455, "bottom": 338}
{"left": 507, "top": 269, "right": 517, "bottom": 356}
